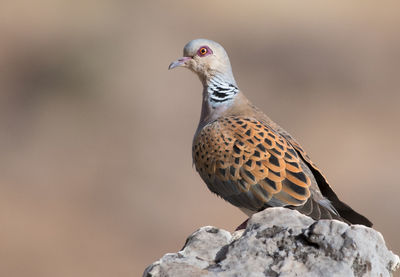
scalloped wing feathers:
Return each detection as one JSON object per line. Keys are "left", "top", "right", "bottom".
{"left": 193, "top": 117, "right": 314, "bottom": 210}
{"left": 193, "top": 115, "right": 372, "bottom": 226}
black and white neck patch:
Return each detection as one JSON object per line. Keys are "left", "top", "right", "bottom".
{"left": 207, "top": 75, "right": 238, "bottom": 103}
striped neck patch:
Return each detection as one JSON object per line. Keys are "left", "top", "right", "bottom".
{"left": 207, "top": 75, "right": 238, "bottom": 103}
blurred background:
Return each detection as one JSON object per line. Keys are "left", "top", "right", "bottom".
{"left": 0, "top": 1, "right": 399, "bottom": 276}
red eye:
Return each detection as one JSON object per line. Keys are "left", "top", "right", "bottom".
{"left": 197, "top": 46, "right": 213, "bottom": 57}
{"left": 198, "top": 47, "right": 208, "bottom": 56}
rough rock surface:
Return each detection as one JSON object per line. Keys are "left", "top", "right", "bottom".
{"left": 143, "top": 208, "right": 399, "bottom": 277}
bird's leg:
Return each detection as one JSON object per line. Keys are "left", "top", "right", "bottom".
{"left": 235, "top": 218, "right": 249, "bottom": 231}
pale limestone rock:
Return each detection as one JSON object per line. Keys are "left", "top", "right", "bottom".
{"left": 143, "top": 208, "right": 399, "bottom": 277}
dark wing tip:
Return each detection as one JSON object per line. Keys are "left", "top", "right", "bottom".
{"left": 336, "top": 202, "right": 373, "bottom": 227}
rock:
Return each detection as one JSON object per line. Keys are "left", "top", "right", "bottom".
{"left": 143, "top": 208, "right": 399, "bottom": 277}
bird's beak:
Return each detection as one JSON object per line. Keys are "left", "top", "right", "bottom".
{"left": 168, "top": 57, "right": 192, "bottom": 70}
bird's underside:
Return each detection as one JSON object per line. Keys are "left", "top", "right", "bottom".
{"left": 193, "top": 116, "right": 372, "bottom": 227}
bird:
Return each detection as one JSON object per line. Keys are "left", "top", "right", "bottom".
{"left": 168, "top": 39, "right": 372, "bottom": 228}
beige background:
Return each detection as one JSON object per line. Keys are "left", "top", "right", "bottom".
{"left": 0, "top": 1, "right": 399, "bottom": 276}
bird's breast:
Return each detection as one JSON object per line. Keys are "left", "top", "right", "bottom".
{"left": 192, "top": 120, "right": 233, "bottom": 180}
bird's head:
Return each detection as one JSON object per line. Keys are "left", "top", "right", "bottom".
{"left": 169, "top": 39, "right": 236, "bottom": 85}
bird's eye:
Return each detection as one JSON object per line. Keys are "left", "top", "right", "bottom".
{"left": 198, "top": 47, "right": 208, "bottom": 56}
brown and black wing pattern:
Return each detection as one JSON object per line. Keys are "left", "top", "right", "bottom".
{"left": 193, "top": 116, "right": 313, "bottom": 212}
{"left": 280, "top": 134, "right": 373, "bottom": 227}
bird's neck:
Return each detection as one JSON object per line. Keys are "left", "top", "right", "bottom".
{"left": 196, "top": 74, "right": 251, "bottom": 133}
{"left": 205, "top": 74, "right": 239, "bottom": 104}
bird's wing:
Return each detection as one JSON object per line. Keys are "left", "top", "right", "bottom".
{"left": 193, "top": 116, "right": 312, "bottom": 212}
{"left": 278, "top": 132, "right": 373, "bottom": 227}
